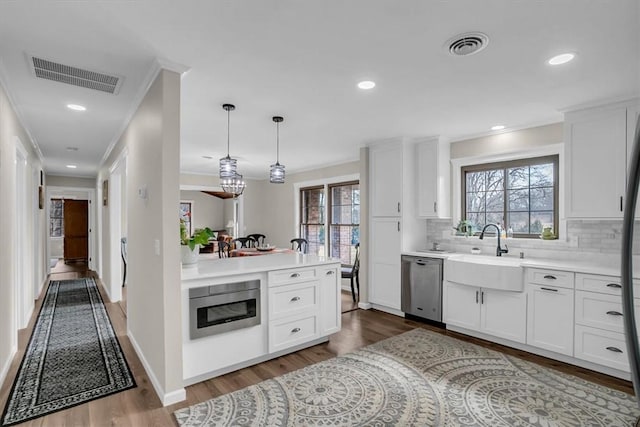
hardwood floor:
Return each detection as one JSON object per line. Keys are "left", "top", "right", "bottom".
{"left": 0, "top": 272, "right": 634, "bottom": 426}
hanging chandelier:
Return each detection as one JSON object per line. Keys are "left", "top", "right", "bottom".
{"left": 221, "top": 172, "right": 246, "bottom": 197}
{"left": 270, "top": 116, "right": 285, "bottom": 184}
{"left": 219, "top": 103, "right": 238, "bottom": 179}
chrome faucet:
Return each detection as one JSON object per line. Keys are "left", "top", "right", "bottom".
{"left": 479, "top": 223, "right": 509, "bottom": 257}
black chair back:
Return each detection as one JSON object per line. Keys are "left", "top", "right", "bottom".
{"left": 218, "top": 241, "right": 232, "bottom": 258}
{"left": 290, "top": 238, "right": 308, "bottom": 253}
{"left": 232, "top": 237, "right": 254, "bottom": 249}
{"left": 247, "top": 234, "right": 266, "bottom": 247}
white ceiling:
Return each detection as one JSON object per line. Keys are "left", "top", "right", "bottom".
{"left": 0, "top": 1, "right": 638, "bottom": 179}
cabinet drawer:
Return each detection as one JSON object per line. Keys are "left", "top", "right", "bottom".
{"left": 575, "top": 273, "right": 640, "bottom": 296}
{"left": 268, "top": 267, "right": 317, "bottom": 287}
{"left": 527, "top": 269, "right": 574, "bottom": 289}
{"left": 269, "top": 281, "right": 319, "bottom": 320}
{"left": 269, "top": 314, "right": 319, "bottom": 353}
{"left": 575, "top": 290, "right": 640, "bottom": 334}
{"left": 574, "top": 325, "right": 629, "bottom": 372}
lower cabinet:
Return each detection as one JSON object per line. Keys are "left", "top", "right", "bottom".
{"left": 444, "top": 281, "right": 527, "bottom": 344}
{"left": 369, "top": 217, "right": 402, "bottom": 310}
{"left": 526, "top": 284, "right": 574, "bottom": 356}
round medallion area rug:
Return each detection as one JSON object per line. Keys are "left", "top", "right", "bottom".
{"left": 174, "top": 328, "right": 640, "bottom": 426}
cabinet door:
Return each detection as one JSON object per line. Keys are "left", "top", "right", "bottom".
{"left": 318, "top": 265, "right": 341, "bottom": 335}
{"left": 526, "top": 284, "right": 574, "bottom": 356}
{"left": 480, "top": 289, "right": 527, "bottom": 343}
{"left": 566, "top": 107, "right": 627, "bottom": 218}
{"left": 443, "top": 282, "right": 480, "bottom": 330}
{"left": 417, "top": 139, "right": 450, "bottom": 218}
{"left": 370, "top": 218, "right": 401, "bottom": 309}
{"left": 370, "top": 145, "right": 402, "bottom": 217}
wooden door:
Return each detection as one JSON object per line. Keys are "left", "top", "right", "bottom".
{"left": 63, "top": 199, "right": 88, "bottom": 262}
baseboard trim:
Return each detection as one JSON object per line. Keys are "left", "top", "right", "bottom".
{"left": 370, "top": 304, "right": 404, "bottom": 317}
{"left": 358, "top": 301, "right": 372, "bottom": 310}
{"left": 0, "top": 345, "right": 17, "bottom": 389}
{"left": 127, "top": 329, "right": 186, "bottom": 406}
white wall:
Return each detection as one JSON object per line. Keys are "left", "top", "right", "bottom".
{"left": 98, "top": 69, "right": 183, "bottom": 404}
{"left": 0, "top": 80, "right": 45, "bottom": 387}
{"left": 179, "top": 190, "right": 225, "bottom": 231}
{"left": 45, "top": 175, "right": 95, "bottom": 188}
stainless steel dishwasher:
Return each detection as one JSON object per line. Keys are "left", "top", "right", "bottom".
{"left": 401, "top": 255, "right": 443, "bottom": 324}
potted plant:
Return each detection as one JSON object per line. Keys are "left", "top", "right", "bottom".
{"left": 180, "top": 220, "right": 213, "bottom": 265}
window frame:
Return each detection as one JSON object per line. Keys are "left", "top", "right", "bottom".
{"left": 461, "top": 155, "right": 559, "bottom": 238}
{"left": 299, "top": 185, "right": 326, "bottom": 255}
{"left": 328, "top": 180, "right": 360, "bottom": 264}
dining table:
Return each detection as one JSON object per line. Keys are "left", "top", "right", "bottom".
{"left": 230, "top": 247, "right": 295, "bottom": 257}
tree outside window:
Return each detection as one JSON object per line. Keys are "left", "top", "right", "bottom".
{"left": 50, "top": 199, "right": 63, "bottom": 237}
{"left": 463, "top": 155, "right": 558, "bottom": 237}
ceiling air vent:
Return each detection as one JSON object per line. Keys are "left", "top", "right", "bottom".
{"left": 447, "top": 32, "right": 489, "bottom": 57}
{"left": 30, "top": 56, "right": 123, "bottom": 94}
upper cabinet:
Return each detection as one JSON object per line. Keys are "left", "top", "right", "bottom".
{"left": 565, "top": 99, "right": 640, "bottom": 218}
{"left": 370, "top": 144, "right": 403, "bottom": 217}
{"left": 417, "top": 137, "right": 450, "bottom": 218}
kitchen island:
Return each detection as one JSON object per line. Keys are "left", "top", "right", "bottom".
{"left": 181, "top": 253, "right": 341, "bottom": 385}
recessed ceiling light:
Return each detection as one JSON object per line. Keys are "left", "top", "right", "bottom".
{"left": 66, "top": 146, "right": 79, "bottom": 151}
{"left": 66, "top": 164, "right": 77, "bottom": 169}
{"left": 547, "top": 53, "right": 575, "bottom": 65}
{"left": 357, "top": 81, "right": 376, "bottom": 90}
{"left": 67, "top": 104, "right": 86, "bottom": 111}
{"left": 491, "top": 125, "right": 505, "bottom": 131}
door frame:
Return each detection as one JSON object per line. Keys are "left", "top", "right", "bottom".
{"left": 14, "top": 137, "right": 32, "bottom": 329}
{"left": 45, "top": 186, "right": 96, "bottom": 275}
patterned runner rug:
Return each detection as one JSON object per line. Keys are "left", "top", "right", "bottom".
{"left": 1, "top": 277, "right": 135, "bottom": 426}
{"left": 175, "top": 328, "right": 640, "bottom": 426}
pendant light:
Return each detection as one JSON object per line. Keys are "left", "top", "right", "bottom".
{"left": 219, "top": 103, "right": 238, "bottom": 179}
{"left": 270, "top": 116, "right": 285, "bottom": 184}
{"left": 218, "top": 103, "right": 246, "bottom": 197}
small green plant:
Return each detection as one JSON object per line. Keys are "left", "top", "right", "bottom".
{"left": 454, "top": 220, "right": 474, "bottom": 236}
{"left": 180, "top": 220, "right": 213, "bottom": 250}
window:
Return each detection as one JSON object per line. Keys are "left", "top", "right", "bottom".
{"left": 462, "top": 155, "right": 558, "bottom": 237}
{"left": 329, "top": 182, "right": 360, "bottom": 264}
{"left": 50, "top": 199, "right": 63, "bottom": 237}
{"left": 300, "top": 186, "right": 325, "bottom": 256}
{"left": 180, "top": 201, "right": 193, "bottom": 237}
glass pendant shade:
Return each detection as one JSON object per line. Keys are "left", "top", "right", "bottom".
{"left": 221, "top": 172, "right": 246, "bottom": 197}
{"left": 270, "top": 162, "right": 285, "bottom": 184}
{"left": 270, "top": 116, "right": 285, "bottom": 184}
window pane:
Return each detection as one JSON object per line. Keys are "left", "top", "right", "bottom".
{"left": 486, "top": 212, "right": 503, "bottom": 227}
{"left": 507, "top": 166, "right": 529, "bottom": 189}
{"left": 508, "top": 189, "right": 529, "bottom": 211}
{"left": 467, "top": 212, "right": 485, "bottom": 231}
{"left": 466, "top": 171, "right": 486, "bottom": 192}
{"left": 530, "top": 164, "right": 553, "bottom": 188}
{"left": 485, "top": 190, "right": 504, "bottom": 212}
{"left": 50, "top": 219, "right": 63, "bottom": 237}
{"left": 352, "top": 204, "right": 360, "bottom": 224}
{"left": 531, "top": 212, "right": 553, "bottom": 234}
{"left": 466, "top": 192, "right": 485, "bottom": 212}
{"left": 530, "top": 187, "right": 554, "bottom": 210}
{"left": 508, "top": 212, "right": 529, "bottom": 233}
{"left": 486, "top": 170, "right": 504, "bottom": 191}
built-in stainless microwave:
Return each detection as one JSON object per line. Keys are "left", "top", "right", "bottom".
{"left": 189, "top": 280, "right": 261, "bottom": 339}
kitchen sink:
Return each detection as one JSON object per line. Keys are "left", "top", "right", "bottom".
{"left": 444, "top": 254, "right": 524, "bottom": 291}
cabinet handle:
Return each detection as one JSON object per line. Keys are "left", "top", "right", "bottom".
{"left": 397, "top": 221, "right": 400, "bottom": 232}
{"left": 291, "top": 327, "right": 301, "bottom": 334}
{"left": 397, "top": 202, "right": 401, "bottom": 213}
{"left": 606, "top": 283, "right": 622, "bottom": 289}
{"left": 433, "top": 201, "right": 437, "bottom": 213}
{"left": 540, "top": 287, "right": 558, "bottom": 292}
{"left": 290, "top": 273, "right": 300, "bottom": 278}
{"left": 325, "top": 270, "right": 335, "bottom": 275}
{"left": 475, "top": 290, "right": 479, "bottom": 304}
{"left": 481, "top": 291, "right": 484, "bottom": 304}
{"left": 606, "top": 310, "right": 623, "bottom": 316}
{"left": 543, "top": 275, "right": 557, "bottom": 280}
{"left": 606, "top": 346, "right": 623, "bottom": 353}
{"left": 290, "top": 296, "right": 300, "bottom": 302}
{"left": 621, "top": 196, "right": 624, "bottom": 212}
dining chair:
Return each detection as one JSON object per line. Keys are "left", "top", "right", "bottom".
{"left": 232, "top": 237, "right": 254, "bottom": 249}
{"left": 247, "top": 233, "right": 266, "bottom": 247}
{"left": 218, "top": 241, "right": 232, "bottom": 258}
{"left": 290, "top": 238, "right": 308, "bottom": 253}
{"left": 341, "top": 243, "right": 360, "bottom": 302}
{"left": 120, "top": 237, "right": 127, "bottom": 287}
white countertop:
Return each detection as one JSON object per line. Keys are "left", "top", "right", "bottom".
{"left": 402, "top": 250, "right": 638, "bottom": 278}
{"left": 181, "top": 252, "right": 340, "bottom": 282}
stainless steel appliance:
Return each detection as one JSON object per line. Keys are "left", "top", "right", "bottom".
{"left": 189, "top": 280, "right": 261, "bottom": 339}
{"left": 401, "top": 255, "right": 443, "bottom": 323}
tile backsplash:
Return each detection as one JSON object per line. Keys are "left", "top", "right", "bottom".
{"left": 426, "top": 218, "right": 640, "bottom": 264}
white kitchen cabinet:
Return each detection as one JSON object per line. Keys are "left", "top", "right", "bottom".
{"left": 444, "top": 281, "right": 527, "bottom": 343}
{"left": 318, "top": 265, "right": 341, "bottom": 335}
{"left": 565, "top": 99, "right": 640, "bottom": 218}
{"left": 527, "top": 283, "right": 574, "bottom": 356}
{"left": 369, "top": 217, "right": 402, "bottom": 310}
{"left": 417, "top": 137, "right": 450, "bottom": 218}
{"left": 370, "top": 144, "right": 403, "bottom": 217}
